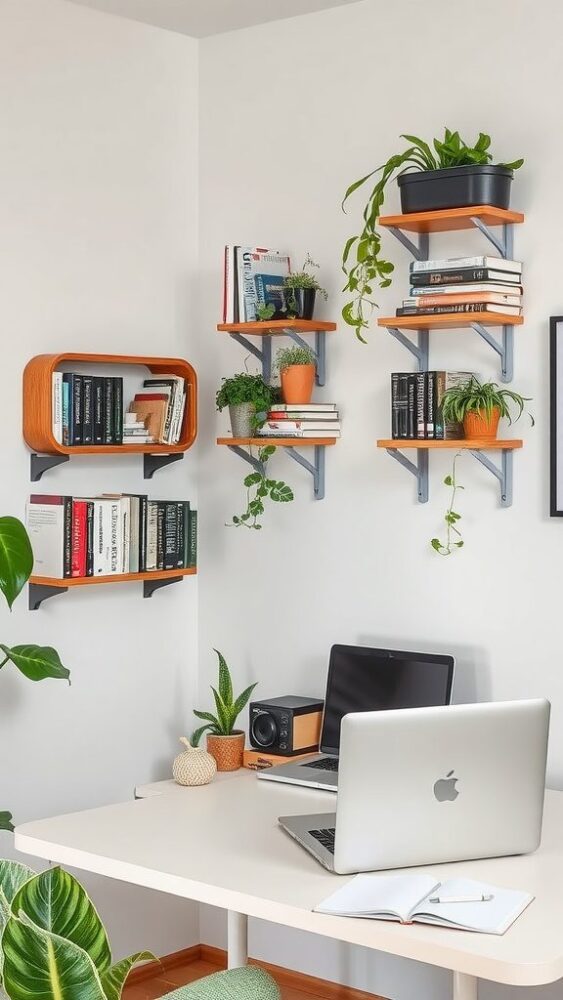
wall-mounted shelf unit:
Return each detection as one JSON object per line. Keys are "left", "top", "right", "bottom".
{"left": 217, "top": 437, "right": 336, "bottom": 500}
{"left": 377, "top": 205, "right": 524, "bottom": 383}
{"left": 217, "top": 320, "right": 336, "bottom": 386}
{"left": 23, "top": 353, "right": 198, "bottom": 481}
{"left": 377, "top": 439, "right": 523, "bottom": 506}
{"left": 28, "top": 567, "right": 197, "bottom": 610}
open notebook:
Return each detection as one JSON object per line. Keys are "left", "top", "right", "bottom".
{"left": 315, "top": 875, "right": 533, "bottom": 935}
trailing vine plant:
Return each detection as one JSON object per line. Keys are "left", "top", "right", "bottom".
{"left": 431, "top": 452, "right": 465, "bottom": 556}
{"left": 229, "top": 445, "right": 294, "bottom": 530}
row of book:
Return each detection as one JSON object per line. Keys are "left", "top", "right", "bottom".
{"left": 257, "top": 402, "right": 341, "bottom": 439}
{"left": 391, "top": 371, "right": 473, "bottom": 440}
{"left": 52, "top": 372, "right": 187, "bottom": 446}
{"left": 26, "top": 494, "right": 197, "bottom": 580}
{"left": 223, "top": 245, "right": 291, "bottom": 323}
{"left": 397, "top": 255, "right": 523, "bottom": 318}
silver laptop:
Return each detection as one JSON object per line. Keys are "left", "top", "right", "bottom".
{"left": 259, "top": 644, "right": 455, "bottom": 791}
{"left": 279, "top": 699, "right": 550, "bottom": 874}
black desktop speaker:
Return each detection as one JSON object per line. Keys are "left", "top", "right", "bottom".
{"left": 249, "top": 695, "right": 324, "bottom": 756}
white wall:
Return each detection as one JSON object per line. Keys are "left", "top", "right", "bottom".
{"left": 0, "top": 0, "right": 200, "bottom": 957}
{"left": 198, "top": 0, "right": 563, "bottom": 995}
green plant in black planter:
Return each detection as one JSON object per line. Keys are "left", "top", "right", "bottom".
{"left": 342, "top": 128, "right": 524, "bottom": 342}
{"left": 283, "top": 254, "right": 328, "bottom": 320}
{"left": 216, "top": 372, "right": 279, "bottom": 438}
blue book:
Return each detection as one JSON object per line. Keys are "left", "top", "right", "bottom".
{"left": 62, "top": 378, "right": 71, "bottom": 446}
{"left": 254, "top": 273, "right": 286, "bottom": 312}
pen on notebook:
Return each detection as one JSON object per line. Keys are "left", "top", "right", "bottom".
{"left": 429, "top": 893, "right": 494, "bottom": 904}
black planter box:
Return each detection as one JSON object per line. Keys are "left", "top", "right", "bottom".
{"left": 397, "top": 165, "right": 514, "bottom": 213}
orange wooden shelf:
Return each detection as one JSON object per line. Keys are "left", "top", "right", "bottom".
{"left": 378, "top": 205, "right": 524, "bottom": 234}
{"left": 23, "top": 353, "right": 197, "bottom": 457}
{"left": 30, "top": 568, "right": 197, "bottom": 588}
{"left": 378, "top": 312, "right": 523, "bottom": 331}
{"left": 377, "top": 439, "right": 523, "bottom": 450}
{"left": 217, "top": 437, "right": 337, "bottom": 447}
{"left": 217, "top": 320, "right": 336, "bottom": 335}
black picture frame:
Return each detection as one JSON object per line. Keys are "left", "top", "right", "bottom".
{"left": 550, "top": 316, "right": 563, "bottom": 515}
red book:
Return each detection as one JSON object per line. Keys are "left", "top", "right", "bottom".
{"left": 71, "top": 500, "right": 88, "bottom": 578}
{"left": 133, "top": 393, "right": 169, "bottom": 401}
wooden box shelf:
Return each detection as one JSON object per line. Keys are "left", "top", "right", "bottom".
{"left": 23, "top": 353, "right": 197, "bottom": 480}
{"left": 28, "top": 567, "right": 197, "bottom": 609}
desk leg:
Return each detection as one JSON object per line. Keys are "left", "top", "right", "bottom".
{"left": 227, "top": 911, "right": 248, "bottom": 968}
{"left": 453, "top": 972, "right": 477, "bottom": 1000}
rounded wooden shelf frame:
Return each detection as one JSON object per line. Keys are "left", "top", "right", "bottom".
{"left": 23, "top": 353, "right": 198, "bottom": 456}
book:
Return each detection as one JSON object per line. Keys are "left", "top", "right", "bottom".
{"left": 258, "top": 429, "right": 341, "bottom": 439}
{"left": 71, "top": 500, "right": 88, "bottom": 578}
{"left": 103, "top": 377, "right": 115, "bottom": 445}
{"left": 146, "top": 502, "right": 159, "bottom": 571}
{"left": 164, "top": 503, "right": 178, "bottom": 571}
{"left": 265, "top": 403, "right": 337, "bottom": 412}
{"left": 113, "top": 377, "right": 123, "bottom": 445}
{"left": 52, "top": 372, "right": 63, "bottom": 444}
{"left": 425, "top": 369, "right": 434, "bottom": 438}
{"left": 314, "top": 874, "right": 533, "bottom": 935}
{"left": 142, "top": 376, "right": 185, "bottom": 443}
{"left": 72, "top": 375, "right": 83, "bottom": 445}
{"left": 93, "top": 377, "right": 104, "bottom": 444}
{"left": 85, "top": 501, "right": 94, "bottom": 576}
{"left": 62, "top": 378, "right": 71, "bottom": 446}
{"left": 411, "top": 256, "right": 522, "bottom": 274}
{"left": 411, "top": 280, "right": 522, "bottom": 295}
{"left": 129, "top": 399, "right": 168, "bottom": 443}
{"left": 396, "top": 303, "right": 522, "bottom": 317}
{"left": 187, "top": 509, "right": 197, "bottom": 569}
{"left": 260, "top": 420, "right": 341, "bottom": 433}
{"left": 82, "top": 376, "right": 94, "bottom": 445}
{"left": 223, "top": 245, "right": 236, "bottom": 323}
{"left": 254, "top": 273, "right": 286, "bottom": 315}
{"left": 434, "top": 371, "right": 474, "bottom": 440}
{"left": 415, "top": 371, "right": 426, "bottom": 439}
{"left": 407, "top": 291, "right": 522, "bottom": 307}
{"left": 268, "top": 410, "right": 339, "bottom": 421}
{"left": 410, "top": 268, "right": 522, "bottom": 287}
{"left": 26, "top": 496, "right": 68, "bottom": 578}
{"left": 391, "top": 373, "right": 409, "bottom": 439}
{"left": 62, "top": 374, "right": 77, "bottom": 445}
{"left": 236, "top": 248, "right": 290, "bottom": 321}
{"left": 406, "top": 374, "right": 417, "bottom": 439}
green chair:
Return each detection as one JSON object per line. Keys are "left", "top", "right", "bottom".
{"left": 162, "top": 966, "right": 281, "bottom": 1000}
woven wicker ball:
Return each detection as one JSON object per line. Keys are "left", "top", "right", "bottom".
{"left": 173, "top": 737, "right": 217, "bottom": 787}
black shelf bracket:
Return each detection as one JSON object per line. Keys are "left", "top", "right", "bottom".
{"left": 143, "top": 576, "right": 183, "bottom": 599}
{"left": 385, "top": 448, "right": 429, "bottom": 504}
{"left": 469, "top": 448, "right": 514, "bottom": 507}
{"left": 143, "top": 453, "right": 184, "bottom": 479}
{"left": 29, "top": 584, "right": 68, "bottom": 611}
{"left": 226, "top": 443, "right": 326, "bottom": 500}
{"left": 229, "top": 333, "right": 273, "bottom": 383}
{"left": 30, "top": 454, "right": 70, "bottom": 482}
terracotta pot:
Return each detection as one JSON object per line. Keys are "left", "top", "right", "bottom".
{"left": 207, "top": 731, "right": 245, "bottom": 771}
{"left": 280, "top": 364, "right": 315, "bottom": 405}
{"left": 463, "top": 406, "right": 501, "bottom": 440}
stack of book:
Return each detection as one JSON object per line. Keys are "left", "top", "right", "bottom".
{"left": 257, "top": 403, "right": 340, "bottom": 439}
{"left": 126, "top": 374, "right": 186, "bottom": 445}
{"left": 397, "top": 255, "right": 523, "bottom": 318}
{"left": 26, "top": 494, "right": 197, "bottom": 579}
{"left": 391, "top": 371, "right": 474, "bottom": 440}
{"left": 223, "top": 245, "right": 291, "bottom": 323}
{"left": 52, "top": 373, "right": 124, "bottom": 446}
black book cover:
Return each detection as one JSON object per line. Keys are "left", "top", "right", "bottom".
{"left": 426, "top": 371, "right": 436, "bottom": 439}
{"left": 63, "top": 496, "right": 73, "bottom": 578}
{"left": 406, "top": 375, "right": 417, "bottom": 439}
{"left": 397, "top": 303, "right": 517, "bottom": 317}
{"left": 396, "top": 374, "right": 409, "bottom": 439}
{"left": 163, "top": 503, "right": 178, "bottom": 571}
{"left": 182, "top": 501, "right": 191, "bottom": 568}
{"left": 410, "top": 267, "right": 522, "bottom": 287}
{"left": 415, "top": 372, "right": 426, "bottom": 439}
{"left": 391, "top": 373, "right": 399, "bottom": 439}
{"left": 113, "top": 377, "right": 123, "bottom": 445}
{"left": 176, "top": 502, "right": 185, "bottom": 568}
{"left": 93, "top": 377, "right": 104, "bottom": 444}
{"left": 187, "top": 509, "right": 197, "bottom": 569}
{"left": 86, "top": 501, "right": 94, "bottom": 576}
{"left": 156, "top": 502, "right": 166, "bottom": 571}
{"left": 72, "top": 375, "right": 83, "bottom": 445}
{"left": 103, "top": 377, "right": 115, "bottom": 445}
{"left": 82, "top": 376, "right": 94, "bottom": 445}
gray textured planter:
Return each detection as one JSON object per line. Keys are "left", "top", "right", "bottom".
{"left": 229, "top": 402, "right": 255, "bottom": 438}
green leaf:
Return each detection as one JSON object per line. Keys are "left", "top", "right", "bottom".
{"left": 11, "top": 867, "right": 112, "bottom": 974}
{"left": 211, "top": 687, "right": 230, "bottom": 733}
{"left": 193, "top": 710, "right": 218, "bottom": 725}
{"left": 270, "top": 483, "right": 294, "bottom": 503}
{"left": 502, "top": 158, "right": 524, "bottom": 170}
{"left": 0, "top": 813, "right": 14, "bottom": 833}
{"left": 191, "top": 724, "right": 214, "bottom": 746}
{"left": 101, "top": 952, "right": 155, "bottom": 1000}
{"left": 2, "top": 912, "right": 107, "bottom": 1000}
{"left": 259, "top": 446, "right": 276, "bottom": 460}
{"left": 430, "top": 538, "right": 443, "bottom": 552}
{"left": 0, "top": 645, "right": 70, "bottom": 683}
{"left": 243, "top": 472, "right": 262, "bottom": 487}
{"left": 0, "top": 517, "right": 33, "bottom": 610}
{"left": 214, "top": 649, "right": 233, "bottom": 706}
{"left": 230, "top": 683, "right": 258, "bottom": 721}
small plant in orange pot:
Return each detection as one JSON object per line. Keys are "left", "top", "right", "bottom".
{"left": 275, "top": 345, "right": 316, "bottom": 405}
{"left": 441, "top": 376, "right": 534, "bottom": 441}
{"left": 192, "top": 650, "right": 257, "bottom": 771}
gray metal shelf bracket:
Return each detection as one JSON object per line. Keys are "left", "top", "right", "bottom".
{"left": 285, "top": 445, "right": 325, "bottom": 500}
{"left": 469, "top": 448, "right": 514, "bottom": 507}
{"left": 469, "top": 219, "right": 514, "bottom": 260}
{"left": 143, "top": 576, "right": 183, "bottom": 599}
{"left": 229, "top": 334, "right": 272, "bottom": 383}
{"left": 385, "top": 448, "right": 429, "bottom": 504}
{"left": 227, "top": 445, "right": 266, "bottom": 477}
{"left": 386, "top": 327, "right": 429, "bottom": 370}
{"left": 29, "top": 584, "right": 68, "bottom": 610}
{"left": 471, "top": 322, "right": 514, "bottom": 383}
{"left": 144, "top": 453, "right": 184, "bottom": 479}
{"left": 387, "top": 228, "right": 429, "bottom": 262}
{"left": 284, "top": 330, "right": 327, "bottom": 386}
{"left": 30, "top": 453, "right": 70, "bottom": 482}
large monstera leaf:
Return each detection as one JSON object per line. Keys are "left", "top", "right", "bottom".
{"left": 0, "top": 519, "right": 33, "bottom": 611}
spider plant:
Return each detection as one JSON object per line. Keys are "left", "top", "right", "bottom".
{"left": 441, "top": 376, "right": 534, "bottom": 426}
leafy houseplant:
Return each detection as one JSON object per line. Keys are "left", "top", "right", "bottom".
{"left": 216, "top": 372, "right": 279, "bottom": 438}
{"left": 283, "top": 254, "right": 327, "bottom": 320}
{"left": 192, "top": 649, "right": 257, "bottom": 771}
{"left": 431, "top": 452, "right": 465, "bottom": 556}
{"left": 341, "top": 128, "right": 524, "bottom": 341}
{"left": 0, "top": 517, "right": 69, "bottom": 832}
{"left": 275, "top": 344, "right": 316, "bottom": 405}
{"left": 229, "top": 445, "right": 294, "bottom": 530}
{"left": 0, "top": 859, "right": 152, "bottom": 998}
{"left": 441, "top": 376, "right": 534, "bottom": 440}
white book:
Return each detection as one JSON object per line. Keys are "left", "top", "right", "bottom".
{"left": 127, "top": 496, "right": 140, "bottom": 574}
{"left": 268, "top": 403, "right": 337, "bottom": 412}
{"left": 411, "top": 283, "right": 522, "bottom": 298}
{"left": 261, "top": 420, "right": 341, "bottom": 432}
{"left": 26, "top": 499, "right": 65, "bottom": 578}
{"left": 87, "top": 499, "right": 116, "bottom": 576}
{"left": 146, "top": 501, "right": 159, "bottom": 571}
{"left": 315, "top": 875, "right": 533, "bottom": 935}
{"left": 51, "top": 372, "right": 63, "bottom": 444}
{"left": 412, "top": 256, "right": 522, "bottom": 274}
{"left": 224, "top": 245, "right": 235, "bottom": 323}
{"left": 237, "top": 247, "right": 290, "bottom": 321}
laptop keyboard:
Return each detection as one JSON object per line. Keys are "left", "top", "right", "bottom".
{"left": 301, "top": 757, "right": 339, "bottom": 772}
{"left": 310, "top": 828, "right": 336, "bottom": 853}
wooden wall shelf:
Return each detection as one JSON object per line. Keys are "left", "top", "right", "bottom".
{"left": 217, "top": 320, "right": 336, "bottom": 335}
{"left": 379, "top": 205, "right": 524, "bottom": 235}
{"left": 216, "top": 320, "right": 336, "bottom": 386}
{"left": 28, "top": 567, "right": 197, "bottom": 609}
{"left": 377, "top": 439, "right": 523, "bottom": 450}
{"left": 378, "top": 313, "right": 523, "bottom": 331}
{"left": 23, "top": 353, "right": 197, "bottom": 480}
{"left": 217, "top": 437, "right": 335, "bottom": 500}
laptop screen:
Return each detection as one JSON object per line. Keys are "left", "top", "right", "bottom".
{"left": 320, "top": 645, "right": 455, "bottom": 756}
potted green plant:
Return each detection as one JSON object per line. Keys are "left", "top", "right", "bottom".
{"left": 192, "top": 649, "right": 257, "bottom": 771}
{"left": 441, "top": 376, "right": 534, "bottom": 440}
{"left": 342, "top": 128, "right": 524, "bottom": 340}
{"left": 283, "top": 254, "right": 328, "bottom": 320}
{"left": 0, "top": 516, "right": 69, "bottom": 831}
{"left": 275, "top": 344, "right": 316, "bottom": 405}
{"left": 216, "top": 372, "right": 279, "bottom": 438}
{"left": 0, "top": 860, "right": 152, "bottom": 997}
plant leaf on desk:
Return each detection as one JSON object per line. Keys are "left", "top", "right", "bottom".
{"left": 0, "top": 518, "right": 33, "bottom": 610}
{"left": 0, "top": 645, "right": 70, "bottom": 683}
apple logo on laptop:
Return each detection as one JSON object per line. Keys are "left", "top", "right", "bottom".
{"left": 433, "top": 770, "right": 459, "bottom": 802}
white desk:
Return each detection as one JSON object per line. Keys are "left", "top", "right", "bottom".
{"left": 16, "top": 773, "right": 563, "bottom": 1000}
